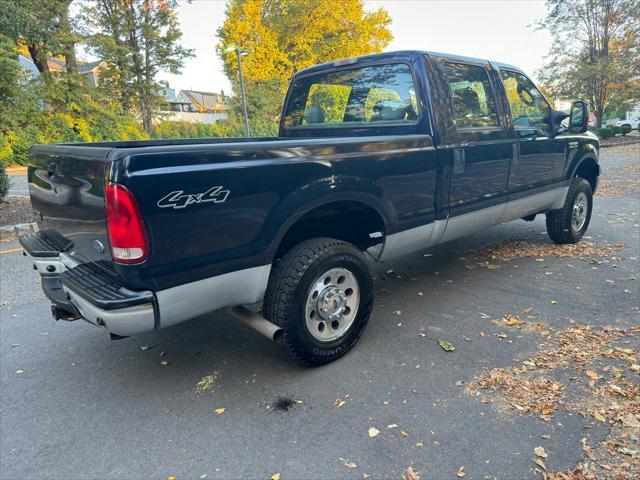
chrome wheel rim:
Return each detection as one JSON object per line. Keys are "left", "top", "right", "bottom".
{"left": 305, "top": 267, "right": 360, "bottom": 342}
{"left": 572, "top": 192, "right": 588, "bottom": 232}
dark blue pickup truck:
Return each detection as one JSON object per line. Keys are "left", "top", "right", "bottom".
{"left": 20, "top": 50, "right": 599, "bottom": 366}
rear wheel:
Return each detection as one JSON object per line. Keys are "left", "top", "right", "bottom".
{"left": 263, "top": 238, "right": 373, "bottom": 366}
{"left": 546, "top": 177, "right": 593, "bottom": 244}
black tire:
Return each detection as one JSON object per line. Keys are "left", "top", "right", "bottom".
{"left": 263, "top": 237, "right": 373, "bottom": 366}
{"left": 546, "top": 177, "right": 593, "bottom": 244}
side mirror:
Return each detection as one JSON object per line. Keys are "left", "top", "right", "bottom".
{"left": 568, "top": 100, "right": 589, "bottom": 133}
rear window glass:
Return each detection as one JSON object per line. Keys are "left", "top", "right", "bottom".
{"left": 445, "top": 62, "right": 499, "bottom": 128}
{"left": 283, "top": 63, "right": 419, "bottom": 128}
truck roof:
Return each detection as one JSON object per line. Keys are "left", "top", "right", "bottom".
{"left": 294, "top": 50, "right": 523, "bottom": 77}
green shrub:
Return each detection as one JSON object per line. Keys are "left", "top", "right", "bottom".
{"left": 594, "top": 127, "right": 614, "bottom": 138}
{"left": 0, "top": 162, "right": 9, "bottom": 203}
{"left": 621, "top": 124, "right": 632, "bottom": 136}
{"left": 610, "top": 126, "right": 621, "bottom": 136}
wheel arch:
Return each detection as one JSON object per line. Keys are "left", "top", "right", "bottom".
{"left": 569, "top": 151, "right": 600, "bottom": 193}
{"left": 267, "top": 192, "right": 391, "bottom": 262}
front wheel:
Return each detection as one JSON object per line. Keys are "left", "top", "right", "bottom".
{"left": 263, "top": 238, "right": 373, "bottom": 366}
{"left": 546, "top": 177, "right": 593, "bottom": 244}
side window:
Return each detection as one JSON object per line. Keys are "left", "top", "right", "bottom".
{"left": 445, "top": 62, "right": 499, "bottom": 129}
{"left": 500, "top": 70, "right": 550, "bottom": 133}
{"left": 283, "top": 63, "right": 419, "bottom": 128}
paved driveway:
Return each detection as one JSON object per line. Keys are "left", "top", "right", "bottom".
{"left": 7, "top": 172, "right": 28, "bottom": 197}
{"left": 1, "top": 145, "right": 638, "bottom": 480}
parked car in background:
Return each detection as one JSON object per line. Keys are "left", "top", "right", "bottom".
{"left": 19, "top": 51, "right": 598, "bottom": 366}
{"left": 616, "top": 116, "right": 640, "bottom": 131}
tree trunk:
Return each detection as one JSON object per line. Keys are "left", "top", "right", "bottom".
{"left": 27, "top": 43, "right": 50, "bottom": 75}
{"left": 60, "top": 6, "right": 78, "bottom": 75}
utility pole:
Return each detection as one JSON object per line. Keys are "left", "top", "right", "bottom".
{"left": 225, "top": 45, "right": 251, "bottom": 137}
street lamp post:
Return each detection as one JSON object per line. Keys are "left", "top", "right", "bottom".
{"left": 225, "top": 45, "right": 250, "bottom": 137}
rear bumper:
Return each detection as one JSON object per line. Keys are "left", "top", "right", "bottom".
{"left": 19, "top": 231, "right": 156, "bottom": 337}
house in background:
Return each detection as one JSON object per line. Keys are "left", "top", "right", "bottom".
{"left": 158, "top": 84, "right": 229, "bottom": 124}
{"left": 19, "top": 55, "right": 106, "bottom": 86}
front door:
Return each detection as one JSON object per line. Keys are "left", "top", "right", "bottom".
{"left": 432, "top": 59, "right": 512, "bottom": 242}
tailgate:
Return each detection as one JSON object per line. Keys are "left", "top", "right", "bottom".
{"left": 28, "top": 144, "right": 113, "bottom": 264}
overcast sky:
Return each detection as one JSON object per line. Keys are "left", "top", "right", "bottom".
{"left": 158, "top": 0, "right": 552, "bottom": 94}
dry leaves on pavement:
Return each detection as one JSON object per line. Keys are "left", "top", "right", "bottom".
{"left": 469, "top": 240, "right": 623, "bottom": 267}
{"left": 468, "top": 324, "right": 639, "bottom": 479}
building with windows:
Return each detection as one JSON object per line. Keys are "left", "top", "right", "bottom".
{"left": 19, "top": 55, "right": 105, "bottom": 86}
{"left": 158, "top": 85, "right": 229, "bottom": 124}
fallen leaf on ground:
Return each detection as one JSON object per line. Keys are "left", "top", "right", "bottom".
{"left": 405, "top": 466, "right": 420, "bottom": 480}
{"left": 195, "top": 371, "right": 221, "bottom": 394}
{"left": 534, "top": 446, "right": 548, "bottom": 458}
{"left": 504, "top": 314, "right": 524, "bottom": 326}
{"left": 334, "top": 398, "right": 346, "bottom": 408}
{"left": 457, "top": 466, "right": 466, "bottom": 477}
{"left": 339, "top": 458, "right": 357, "bottom": 469}
{"left": 271, "top": 474, "right": 281, "bottom": 480}
{"left": 533, "top": 458, "right": 547, "bottom": 470}
{"left": 586, "top": 370, "right": 600, "bottom": 381}
{"left": 620, "top": 414, "right": 640, "bottom": 428}
{"left": 368, "top": 427, "right": 380, "bottom": 437}
{"left": 438, "top": 339, "right": 455, "bottom": 352}
{"left": 550, "top": 299, "right": 558, "bottom": 305}
{"left": 213, "top": 408, "right": 225, "bottom": 414}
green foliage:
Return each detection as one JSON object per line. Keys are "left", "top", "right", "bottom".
{"left": 593, "top": 127, "right": 614, "bottom": 138}
{"left": 85, "top": 0, "right": 194, "bottom": 132}
{"left": 217, "top": 0, "right": 393, "bottom": 131}
{"left": 537, "top": 0, "right": 640, "bottom": 128}
{"left": 0, "top": 34, "right": 148, "bottom": 166}
{"left": 610, "top": 125, "right": 622, "bottom": 136}
{"left": 0, "top": 161, "right": 9, "bottom": 202}
{"left": 150, "top": 119, "right": 278, "bottom": 140}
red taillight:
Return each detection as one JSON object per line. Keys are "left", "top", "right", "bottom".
{"left": 105, "top": 182, "right": 149, "bottom": 264}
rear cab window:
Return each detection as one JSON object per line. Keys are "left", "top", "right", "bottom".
{"left": 444, "top": 62, "right": 500, "bottom": 129}
{"left": 282, "top": 63, "right": 420, "bottom": 129}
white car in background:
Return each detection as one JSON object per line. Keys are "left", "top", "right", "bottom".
{"left": 616, "top": 116, "right": 640, "bottom": 131}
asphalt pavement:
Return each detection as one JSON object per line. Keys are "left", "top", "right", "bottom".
{"left": 6, "top": 173, "right": 28, "bottom": 197}
{"left": 1, "top": 145, "right": 638, "bottom": 480}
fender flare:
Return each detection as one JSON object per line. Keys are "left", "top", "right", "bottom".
{"left": 567, "top": 150, "right": 600, "bottom": 193}
{"left": 263, "top": 178, "right": 394, "bottom": 262}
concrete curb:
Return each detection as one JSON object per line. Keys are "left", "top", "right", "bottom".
{"left": 600, "top": 138, "right": 640, "bottom": 149}
{"left": 6, "top": 166, "right": 27, "bottom": 176}
{"left": 0, "top": 222, "right": 38, "bottom": 242}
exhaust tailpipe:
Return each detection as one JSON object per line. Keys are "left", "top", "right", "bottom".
{"left": 226, "top": 306, "right": 283, "bottom": 343}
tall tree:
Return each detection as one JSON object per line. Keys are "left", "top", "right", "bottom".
{"left": 537, "top": 0, "right": 640, "bottom": 127}
{"left": 0, "top": 0, "right": 68, "bottom": 77}
{"left": 86, "top": 0, "right": 193, "bottom": 132}
{"left": 217, "top": 0, "right": 393, "bottom": 129}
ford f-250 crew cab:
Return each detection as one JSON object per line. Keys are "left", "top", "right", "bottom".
{"left": 19, "top": 51, "right": 599, "bottom": 366}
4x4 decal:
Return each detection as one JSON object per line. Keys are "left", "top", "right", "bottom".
{"left": 157, "top": 186, "right": 230, "bottom": 209}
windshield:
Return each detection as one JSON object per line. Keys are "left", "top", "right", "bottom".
{"left": 282, "top": 63, "right": 419, "bottom": 128}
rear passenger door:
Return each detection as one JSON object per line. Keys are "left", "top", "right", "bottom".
{"left": 429, "top": 58, "right": 512, "bottom": 240}
{"left": 498, "top": 69, "right": 566, "bottom": 195}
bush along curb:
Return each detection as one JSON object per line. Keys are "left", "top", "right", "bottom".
{"left": 0, "top": 222, "right": 38, "bottom": 242}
